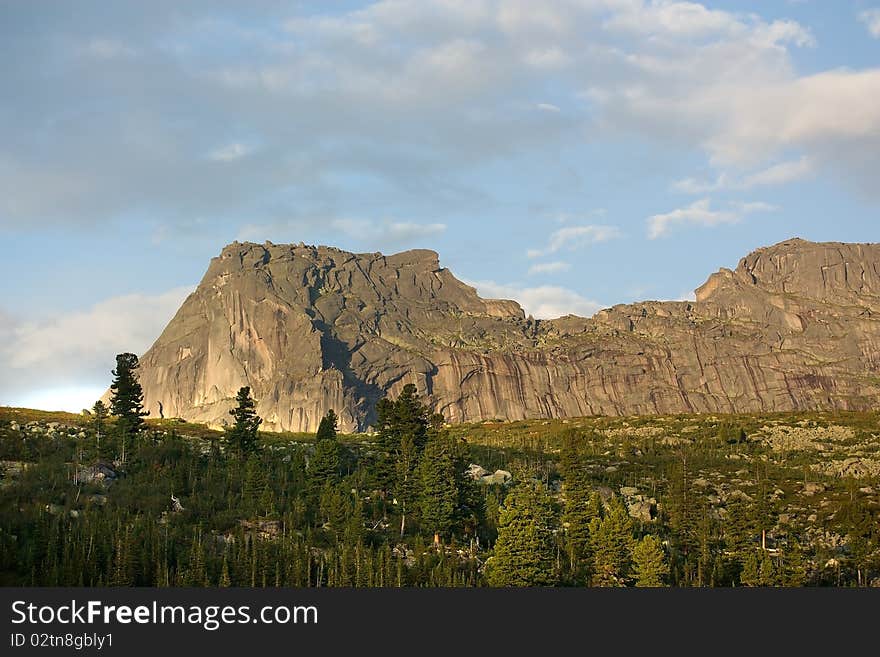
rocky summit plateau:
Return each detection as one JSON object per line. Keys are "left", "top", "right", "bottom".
{"left": 132, "top": 238, "right": 880, "bottom": 432}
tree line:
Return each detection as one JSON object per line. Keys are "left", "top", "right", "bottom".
{"left": 0, "top": 352, "right": 877, "bottom": 587}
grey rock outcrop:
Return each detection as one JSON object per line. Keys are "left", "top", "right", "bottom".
{"left": 130, "top": 238, "right": 880, "bottom": 432}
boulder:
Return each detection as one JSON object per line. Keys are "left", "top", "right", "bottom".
{"left": 239, "top": 519, "right": 281, "bottom": 539}
{"left": 627, "top": 499, "right": 653, "bottom": 522}
{"left": 465, "top": 464, "right": 489, "bottom": 480}
{"left": 480, "top": 470, "right": 512, "bottom": 486}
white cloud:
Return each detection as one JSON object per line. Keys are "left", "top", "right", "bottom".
{"left": 527, "top": 224, "right": 621, "bottom": 258}
{"left": 525, "top": 47, "right": 571, "bottom": 70}
{"left": 378, "top": 221, "right": 447, "bottom": 244}
{"left": 741, "top": 157, "right": 814, "bottom": 188}
{"left": 4, "top": 0, "right": 880, "bottom": 234}
{"left": 671, "top": 173, "right": 731, "bottom": 195}
{"left": 647, "top": 198, "right": 775, "bottom": 239}
{"left": 81, "top": 38, "right": 136, "bottom": 59}
{"left": 673, "top": 156, "right": 814, "bottom": 193}
{"left": 5, "top": 286, "right": 194, "bottom": 371}
{"left": 528, "top": 261, "right": 571, "bottom": 275}
{"left": 471, "top": 280, "right": 603, "bottom": 319}
{"left": 735, "top": 201, "right": 778, "bottom": 214}
{"left": 860, "top": 9, "right": 880, "bottom": 38}
{"left": 536, "top": 102, "right": 561, "bottom": 112}
{"left": 208, "top": 142, "right": 253, "bottom": 162}
{"left": 1, "top": 286, "right": 194, "bottom": 410}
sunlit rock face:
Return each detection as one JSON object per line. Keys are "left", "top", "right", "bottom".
{"left": 134, "top": 238, "right": 880, "bottom": 432}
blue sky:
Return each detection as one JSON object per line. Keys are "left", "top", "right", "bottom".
{"left": 1, "top": 0, "right": 878, "bottom": 411}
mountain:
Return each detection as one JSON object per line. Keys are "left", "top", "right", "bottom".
{"left": 132, "top": 238, "right": 880, "bottom": 432}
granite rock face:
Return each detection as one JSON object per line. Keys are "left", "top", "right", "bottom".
{"left": 133, "top": 238, "right": 880, "bottom": 432}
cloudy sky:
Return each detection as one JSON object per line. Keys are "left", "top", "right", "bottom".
{"left": 2, "top": 0, "right": 878, "bottom": 411}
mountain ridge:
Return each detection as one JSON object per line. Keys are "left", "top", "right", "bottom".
{"left": 130, "top": 237, "right": 880, "bottom": 432}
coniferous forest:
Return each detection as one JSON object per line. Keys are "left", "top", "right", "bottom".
{"left": 1, "top": 354, "right": 879, "bottom": 587}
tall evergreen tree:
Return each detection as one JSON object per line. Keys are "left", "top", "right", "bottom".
{"left": 91, "top": 400, "right": 109, "bottom": 434}
{"left": 225, "top": 386, "right": 262, "bottom": 459}
{"left": 374, "top": 384, "right": 432, "bottom": 535}
{"left": 632, "top": 535, "right": 668, "bottom": 587}
{"left": 417, "top": 433, "right": 462, "bottom": 545}
{"left": 740, "top": 551, "right": 760, "bottom": 586}
{"left": 560, "top": 432, "right": 601, "bottom": 582}
{"left": 589, "top": 498, "right": 635, "bottom": 587}
{"left": 486, "top": 483, "right": 557, "bottom": 587}
{"left": 109, "top": 353, "right": 149, "bottom": 434}
{"left": 91, "top": 400, "right": 110, "bottom": 450}
{"left": 316, "top": 409, "right": 339, "bottom": 441}
{"left": 759, "top": 553, "right": 776, "bottom": 586}
{"left": 309, "top": 409, "right": 341, "bottom": 493}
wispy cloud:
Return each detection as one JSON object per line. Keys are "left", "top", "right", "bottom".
{"left": 80, "top": 38, "right": 136, "bottom": 59}
{"left": 860, "top": 9, "right": 880, "bottom": 38}
{"left": 647, "top": 199, "right": 776, "bottom": 239}
{"left": 673, "top": 157, "right": 814, "bottom": 194}
{"left": 527, "top": 261, "right": 571, "bottom": 275}
{"left": 536, "top": 103, "right": 561, "bottom": 113}
{"left": 527, "top": 225, "right": 621, "bottom": 258}
{"left": 208, "top": 142, "right": 254, "bottom": 162}
{"left": 471, "top": 280, "right": 603, "bottom": 319}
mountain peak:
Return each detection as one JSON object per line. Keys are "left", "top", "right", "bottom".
{"left": 135, "top": 238, "right": 880, "bottom": 432}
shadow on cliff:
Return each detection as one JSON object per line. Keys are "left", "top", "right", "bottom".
{"left": 314, "top": 320, "right": 385, "bottom": 431}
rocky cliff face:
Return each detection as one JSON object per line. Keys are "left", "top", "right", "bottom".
{"left": 133, "top": 238, "right": 880, "bottom": 432}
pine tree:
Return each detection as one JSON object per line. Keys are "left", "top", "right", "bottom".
{"left": 632, "top": 535, "right": 667, "bottom": 587}
{"left": 309, "top": 409, "right": 341, "bottom": 496}
{"left": 375, "top": 384, "right": 430, "bottom": 494}
{"left": 91, "top": 400, "right": 109, "bottom": 442}
{"left": 109, "top": 353, "right": 149, "bottom": 436}
{"left": 486, "top": 483, "right": 557, "bottom": 587}
{"left": 373, "top": 384, "right": 432, "bottom": 536}
{"left": 316, "top": 409, "right": 338, "bottom": 441}
{"left": 225, "top": 386, "right": 262, "bottom": 459}
{"left": 740, "top": 551, "right": 760, "bottom": 586}
{"left": 417, "top": 433, "right": 461, "bottom": 545}
{"left": 759, "top": 553, "right": 776, "bottom": 587}
{"left": 242, "top": 455, "right": 268, "bottom": 515}
{"left": 781, "top": 539, "right": 808, "bottom": 587}
{"left": 319, "top": 483, "right": 350, "bottom": 540}
{"left": 590, "top": 497, "right": 635, "bottom": 587}
{"left": 560, "top": 432, "right": 601, "bottom": 582}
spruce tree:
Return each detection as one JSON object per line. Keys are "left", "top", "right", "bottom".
{"left": 417, "top": 433, "right": 461, "bottom": 545}
{"left": 560, "top": 432, "right": 601, "bottom": 582}
{"left": 309, "top": 409, "right": 341, "bottom": 495}
{"left": 759, "top": 553, "right": 776, "bottom": 586}
{"left": 374, "top": 384, "right": 432, "bottom": 536}
{"left": 632, "top": 535, "right": 668, "bottom": 587}
{"left": 225, "top": 386, "right": 262, "bottom": 459}
{"left": 316, "top": 409, "right": 338, "bottom": 441}
{"left": 109, "top": 353, "right": 149, "bottom": 435}
{"left": 375, "top": 384, "right": 430, "bottom": 493}
{"left": 589, "top": 497, "right": 635, "bottom": 587}
{"left": 781, "top": 539, "right": 808, "bottom": 587}
{"left": 740, "top": 551, "right": 760, "bottom": 586}
{"left": 242, "top": 454, "right": 267, "bottom": 514}
{"left": 486, "top": 483, "right": 557, "bottom": 587}
{"left": 91, "top": 400, "right": 109, "bottom": 436}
